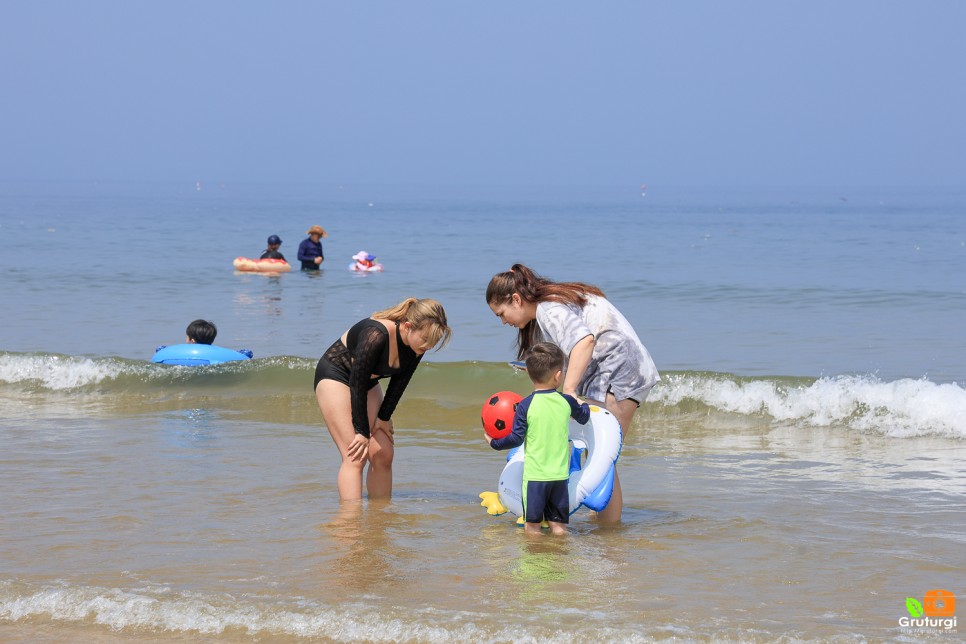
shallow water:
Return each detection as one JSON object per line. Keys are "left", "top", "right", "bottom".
{"left": 0, "top": 359, "right": 963, "bottom": 641}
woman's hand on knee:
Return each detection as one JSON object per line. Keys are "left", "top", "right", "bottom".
{"left": 346, "top": 433, "right": 370, "bottom": 461}
{"left": 371, "top": 419, "right": 394, "bottom": 445}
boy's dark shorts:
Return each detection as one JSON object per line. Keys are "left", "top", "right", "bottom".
{"left": 523, "top": 479, "right": 569, "bottom": 524}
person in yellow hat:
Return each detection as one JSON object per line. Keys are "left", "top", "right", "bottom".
{"left": 298, "top": 225, "right": 327, "bottom": 271}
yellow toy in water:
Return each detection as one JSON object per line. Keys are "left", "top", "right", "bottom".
{"left": 479, "top": 491, "right": 507, "bottom": 515}
{"left": 479, "top": 492, "right": 549, "bottom": 527}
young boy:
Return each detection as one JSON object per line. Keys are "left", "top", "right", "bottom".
{"left": 486, "top": 342, "right": 590, "bottom": 535}
{"left": 185, "top": 319, "right": 217, "bottom": 345}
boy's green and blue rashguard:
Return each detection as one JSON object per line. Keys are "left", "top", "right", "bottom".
{"left": 490, "top": 389, "right": 590, "bottom": 481}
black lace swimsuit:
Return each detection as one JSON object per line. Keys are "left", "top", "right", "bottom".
{"left": 314, "top": 318, "right": 422, "bottom": 438}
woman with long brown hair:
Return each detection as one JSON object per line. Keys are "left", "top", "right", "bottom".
{"left": 486, "top": 264, "right": 659, "bottom": 523}
{"left": 314, "top": 298, "right": 451, "bottom": 501}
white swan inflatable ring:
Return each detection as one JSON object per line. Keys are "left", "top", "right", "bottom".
{"left": 495, "top": 405, "right": 622, "bottom": 516}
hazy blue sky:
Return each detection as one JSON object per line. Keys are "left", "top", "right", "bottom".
{"left": 2, "top": 1, "right": 963, "bottom": 188}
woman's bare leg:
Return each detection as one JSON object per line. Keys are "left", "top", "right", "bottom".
{"left": 316, "top": 380, "right": 367, "bottom": 501}
{"left": 364, "top": 387, "right": 395, "bottom": 498}
{"left": 594, "top": 394, "right": 640, "bottom": 525}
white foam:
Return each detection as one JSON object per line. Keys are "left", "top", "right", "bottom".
{"left": 0, "top": 582, "right": 663, "bottom": 642}
{"left": 654, "top": 374, "right": 966, "bottom": 439}
{"left": 0, "top": 354, "right": 134, "bottom": 390}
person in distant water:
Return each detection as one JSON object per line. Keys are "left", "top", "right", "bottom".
{"left": 185, "top": 319, "right": 217, "bottom": 345}
{"left": 298, "top": 225, "right": 327, "bottom": 270}
{"left": 485, "top": 264, "right": 660, "bottom": 525}
{"left": 314, "top": 298, "right": 451, "bottom": 501}
{"left": 486, "top": 342, "right": 590, "bottom": 535}
{"left": 260, "top": 235, "right": 286, "bottom": 261}
{"left": 352, "top": 250, "right": 374, "bottom": 270}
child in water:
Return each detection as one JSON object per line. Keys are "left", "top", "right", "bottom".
{"left": 350, "top": 250, "right": 382, "bottom": 271}
{"left": 486, "top": 342, "right": 590, "bottom": 535}
{"left": 185, "top": 319, "right": 217, "bottom": 345}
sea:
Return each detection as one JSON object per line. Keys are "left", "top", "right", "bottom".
{"left": 1, "top": 180, "right": 964, "bottom": 642}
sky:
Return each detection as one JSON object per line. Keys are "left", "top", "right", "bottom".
{"left": 1, "top": 1, "right": 964, "bottom": 189}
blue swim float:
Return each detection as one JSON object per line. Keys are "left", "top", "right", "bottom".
{"left": 151, "top": 344, "right": 253, "bottom": 366}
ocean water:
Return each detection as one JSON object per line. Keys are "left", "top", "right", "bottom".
{"left": 0, "top": 181, "right": 964, "bottom": 642}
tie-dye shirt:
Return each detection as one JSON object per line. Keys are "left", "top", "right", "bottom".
{"left": 535, "top": 295, "right": 660, "bottom": 403}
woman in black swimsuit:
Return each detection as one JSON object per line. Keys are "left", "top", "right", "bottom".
{"left": 315, "top": 298, "right": 451, "bottom": 501}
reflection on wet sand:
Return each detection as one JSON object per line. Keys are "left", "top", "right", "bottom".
{"left": 511, "top": 533, "right": 576, "bottom": 606}
{"left": 318, "top": 499, "right": 399, "bottom": 596}
{"left": 515, "top": 535, "right": 571, "bottom": 579}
